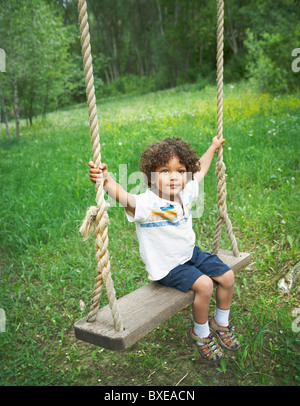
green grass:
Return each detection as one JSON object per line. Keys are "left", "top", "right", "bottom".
{"left": 0, "top": 82, "right": 299, "bottom": 386}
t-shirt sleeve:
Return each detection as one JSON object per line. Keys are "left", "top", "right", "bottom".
{"left": 125, "top": 190, "right": 152, "bottom": 223}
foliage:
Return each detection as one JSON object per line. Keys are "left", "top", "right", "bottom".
{"left": 1, "top": 0, "right": 299, "bottom": 133}
{"left": 245, "top": 30, "right": 300, "bottom": 94}
{"left": 242, "top": 0, "right": 300, "bottom": 93}
{"left": 0, "top": 0, "right": 74, "bottom": 125}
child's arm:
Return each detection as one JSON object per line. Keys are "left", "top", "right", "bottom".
{"left": 194, "top": 136, "right": 225, "bottom": 183}
{"left": 88, "top": 161, "right": 136, "bottom": 217}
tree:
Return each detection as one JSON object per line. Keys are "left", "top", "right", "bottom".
{"left": 244, "top": 0, "right": 300, "bottom": 93}
{"left": 0, "top": 84, "right": 11, "bottom": 138}
{"left": 0, "top": 0, "right": 72, "bottom": 133}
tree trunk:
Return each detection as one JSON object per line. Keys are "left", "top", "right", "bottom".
{"left": 135, "top": 43, "right": 144, "bottom": 76}
{"left": 105, "top": 28, "right": 120, "bottom": 81}
{"left": 13, "top": 77, "right": 20, "bottom": 137}
{"left": 184, "top": 49, "right": 190, "bottom": 79}
{"left": 89, "top": 2, "right": 118, "bottom": 81}
{"left": 108, "top": 61, "right": 115, "bottom": 82}
{"left": 0, "top": 84, "right": 11, "bottom": 138}
{"left": 174, "top": 0, "right": 180, "bottom": 26}
{"left": 225, "top": 1, "right": 238, "bottom": 55}
{"left": 104, "top": 69, "right": 110, "bottom": 84}
{"left": 155, "top": 0, "right": 165, "bottom": 37}
{"left": 29, "top": 94, "right": 34, "bottom": 126}
{"left": 199, "top": 39, "right": 203, "bottom": 64}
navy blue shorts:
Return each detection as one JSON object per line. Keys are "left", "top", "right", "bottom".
{"left": 157, "top": 246, "right": 231, "bottom": 293}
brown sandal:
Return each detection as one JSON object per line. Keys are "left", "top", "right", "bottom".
{"left": 209, "top": 317, "right": 241, "bottom": 351}
{"left": 191, "top": 328, "right": 224, "bottom": 361}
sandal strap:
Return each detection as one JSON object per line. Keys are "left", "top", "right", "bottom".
{"left": 191, "top": 330, "right": 224, "bottom": 360}
{"left": 209, "top": 318, "right": 240, "bottom": 350}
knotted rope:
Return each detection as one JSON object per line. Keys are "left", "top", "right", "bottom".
{"left": 77, "top": 0, "right": 123, "bottom": 331}
{"left": 212, "top": 0, "right": 239, "bottom": 257}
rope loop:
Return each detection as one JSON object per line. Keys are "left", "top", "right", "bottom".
{"left": 212, "top": 0, "right": 239, "bottom": 257}
{"left": 77, "top": 0, "right": 123, "bottom": 331}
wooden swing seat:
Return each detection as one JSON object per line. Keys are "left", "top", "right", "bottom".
{"left": 74, "top": 250, "right": 251, "bottom": 351}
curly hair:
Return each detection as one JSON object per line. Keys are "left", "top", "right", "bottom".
{"left": 139, "top": 137, "right": 201, "bottom": 186}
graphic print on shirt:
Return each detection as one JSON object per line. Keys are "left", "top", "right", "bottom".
{"left": 140, "top": 196, "right": 193, "bottom": 228}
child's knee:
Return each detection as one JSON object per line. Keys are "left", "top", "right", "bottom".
{"left": 192, "top": 275, "right": 213, "bottom": 297}
{"left": 221, "top": 269, "right": 235, "bottom": 289}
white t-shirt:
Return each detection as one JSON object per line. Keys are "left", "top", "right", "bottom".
{"left": 125, "top": 179, "right": 199, "bottom": 281}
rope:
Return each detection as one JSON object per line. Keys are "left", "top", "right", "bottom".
{"left": 77, "top": 0, "right": 123, "bottom": 331}
{"left": 212, "top": 0, "right": 239, "bottom": 257}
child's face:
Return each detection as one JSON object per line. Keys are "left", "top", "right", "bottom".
{"left": 151, "top": 156, "right": 188, "bottom": 201}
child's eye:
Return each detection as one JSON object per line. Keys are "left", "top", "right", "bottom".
{"left": 161, "top": 169, "right": 169, "bottom": 173}
{"left": 178, "top": 169, "right": 186, "bottom": 174}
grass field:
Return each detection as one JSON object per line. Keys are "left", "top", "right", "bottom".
{"left": 0, "top": 82, "right": 299, "bottom": 386}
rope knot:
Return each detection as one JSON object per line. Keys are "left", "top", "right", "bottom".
{"left": 79, "top": 203, "right": 110, "bottom": 241}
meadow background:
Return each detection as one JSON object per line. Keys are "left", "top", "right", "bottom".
{"left": 0, "top": 82, "right": 299, "bottom": 386}
{"left": 0, "top": 0, "right": 300, "bottom": 387}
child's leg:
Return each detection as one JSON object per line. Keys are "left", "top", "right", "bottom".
{"left": 190, "top": 275, "right": 225, "bottom": 361}
{"left": 210, "top": 270, "right": 240, "bottom": 351}
{"left": 212, "top": 269, "right": 235, "bottom": 315}
{"left": 190, "top": 275, "right": 213, "bottom": 324}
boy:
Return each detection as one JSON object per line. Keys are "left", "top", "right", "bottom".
{"left": 89, "top": 136, "right": 240, "bottom": 361}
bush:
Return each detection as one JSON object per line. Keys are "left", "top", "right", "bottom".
{"left": 244, "top": 30, "right": 299, "bottom": 94}
{"left": 196, "top": 74, "right": 210, "bottom": 90}
{"left": 224, "top": 53, "right": 247, "bottom": 83}
{"left": 98, "top": 74, "right": 155, "bottom": 98}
